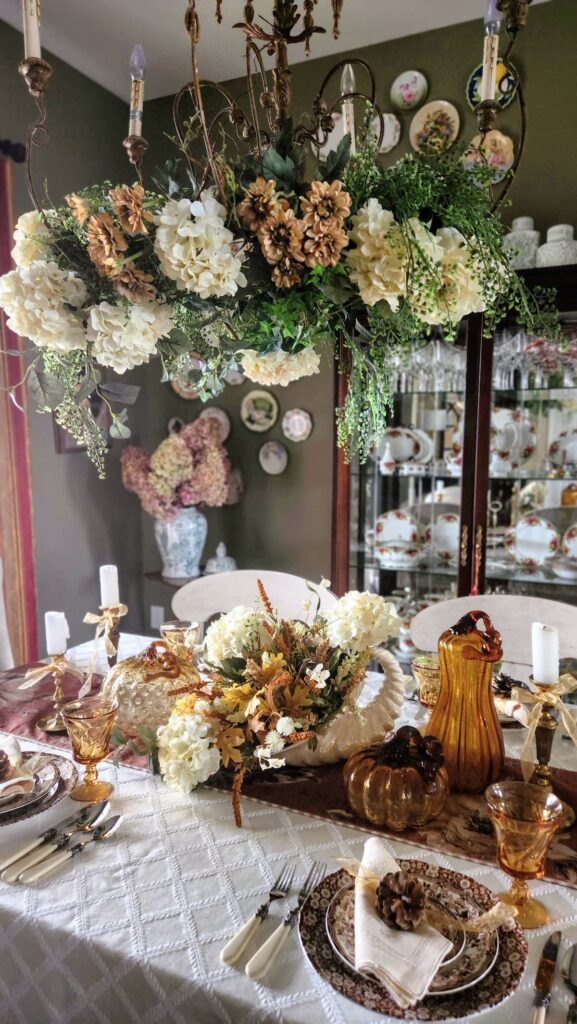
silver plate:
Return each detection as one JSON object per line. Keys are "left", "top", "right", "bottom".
{"left": 0, "top": 759, "right": 59, "bottom": 817}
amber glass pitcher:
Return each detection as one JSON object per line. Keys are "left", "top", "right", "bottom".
{"left": 427, "top": 610, "right": 504, "bottom": 793}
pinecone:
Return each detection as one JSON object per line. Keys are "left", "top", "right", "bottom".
{"left": 0, "top": 750, "right": 10, "bottom": 780}
{"left": 375, "top": 871, "right": 426, "bottom": 931}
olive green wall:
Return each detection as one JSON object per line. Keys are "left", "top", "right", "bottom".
{"left": 0, "top": 22, "right": 145, "bottom": 652}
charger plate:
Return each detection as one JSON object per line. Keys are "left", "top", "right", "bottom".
{"left": 0, "top": 752, "right": 78, "bottom": 827}
{"left": 298, "top": 862, "right": 527, "bottom": 1021}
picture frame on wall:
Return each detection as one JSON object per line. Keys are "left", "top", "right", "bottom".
{"left": 53, "top": 392, "right": 111, "bottom": 454}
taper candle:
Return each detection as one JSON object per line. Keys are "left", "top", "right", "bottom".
{"left": 340, "top": 63, "right": 356, "bottom": 156}
{"left": 21, "top": 0, "right": 41, "bottom": 60}
{"left": 45, "top": 611, "right": 68, "bottom": 655}
{"left": 99, "top": 565, "right": 119, "bottom": 607}
{"left": 532, "top": 622, "right": 559, "bottom": 686}
{"left": 479, "top": 0, "right": 502, "bottom": 104}
{"left": 129, "top": 44, "right": 146, "bottom": 138}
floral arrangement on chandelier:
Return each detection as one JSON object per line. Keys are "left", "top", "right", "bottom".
{"left": 121, "top": 415, "right": 236, "bottom": 520}
{"left": 2, "top": 2, "right": 556, "bottom": 472}
{"left": 157, "top": 581, "right": 399, "bottom": 826}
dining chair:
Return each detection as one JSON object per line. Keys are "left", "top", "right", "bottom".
{"left": 410, "top": 594, "right": 577, "bottom": 679}
{"left": 0, "top": 557, "right": 15, "bottom": 671}
{"left": 172, "top": 569, "right": 337, "bottom": 627}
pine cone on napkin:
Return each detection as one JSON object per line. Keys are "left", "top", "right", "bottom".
{"left": 376, "top": 870, "right": 426, "bottom": 931}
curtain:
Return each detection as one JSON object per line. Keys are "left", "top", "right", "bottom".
{"left": 0, "top": 158, "right": 38, "bottom": 662}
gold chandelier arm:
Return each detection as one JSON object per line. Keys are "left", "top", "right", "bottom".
{"left": 184, "top": 0, "right": 226, "bottom": 200}
{"left": 19, "top": 58, "right": 53, "bottom": 214}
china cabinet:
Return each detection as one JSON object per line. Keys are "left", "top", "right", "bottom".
{"left": 333, "top": 266, "right": 577, "bottom": 629}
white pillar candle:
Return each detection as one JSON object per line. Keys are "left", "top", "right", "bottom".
{"left": 128, "top": 44, "right": 146, "bottom": 137}
{"left": 479, "top": 0, "right": 502, "bottom": 103}
{"left": 99, "top": 565, "right": 119, "bottom": 607}
{"left": 531, "top": 622, "right": 559, "bottom": 686}
{"left": 45, "top": 611, "right": 68, "bottom": 656}
{"left": 21, "top": 0, "right": 41, "bottom": 60}
{"left": 340, "top": 63, "right": 356, "bottom": 156}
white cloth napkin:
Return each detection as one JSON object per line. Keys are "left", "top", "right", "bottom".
{"left": 0, "top": 771, "right": 34, "bottom": 802}
{"left": 494, "top": 696, "right": 529, "bottom": 727}
{"left": 354, "top": 837, "right": 453, "bottom": 1008}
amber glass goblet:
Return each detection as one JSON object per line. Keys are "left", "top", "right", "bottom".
{"left": 62, "top": 696, "right": 118, "bottom": 802}
{"left": 485, "top": 780, "right": 564, "bottom": 929}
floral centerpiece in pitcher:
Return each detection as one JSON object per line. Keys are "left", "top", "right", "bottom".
{"left": 157, "top": 581, "right": 400, "bottom": 826}
{"left": 121, "top": 416, "right": 238, "bottom": 580}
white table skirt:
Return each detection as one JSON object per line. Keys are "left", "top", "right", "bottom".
{"left": 0, "top": 733, "right": 576, "bottom": 1024}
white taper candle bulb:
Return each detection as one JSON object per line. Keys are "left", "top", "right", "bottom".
{"left": 21, "top": 0, "right": 41, "bottom": 60}
{"left": 45, "top": 612, "right": 68, "bottom": 656}
{"left": 531, "top": 622, "right": 559, "bottom": 686}
{"left": 99, "top": 565, "right": 119, "bottom": 607}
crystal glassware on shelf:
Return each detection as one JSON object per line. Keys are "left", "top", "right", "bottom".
{"left": 62, "top": 696, "right": 118, "bottom": 802}
{"left": 485, "top": 780, "right": 564, "bottom": 929}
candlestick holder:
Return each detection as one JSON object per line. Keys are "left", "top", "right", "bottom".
{"left": 497, "top": 0, "right": 533, "bottom": 33}
{"left": 529, "top": 676, "right": 575, "bottom": 828}
{"left": 123, "top": 135, "right": 149, "bottom": 183}
{"left": 18, "top": 57, "right": 52, "bottom": 98}
{"left": 36, "top": 653, "right": 68, "bottom": 733}
{"left": 105, "top": 609, "right": 122, "bottom": 670}
{"left": 475, "top": 99, "right": 499, "bottom": 135}
{"left": 83, "top": 602, "right": 128, "bottom": 675}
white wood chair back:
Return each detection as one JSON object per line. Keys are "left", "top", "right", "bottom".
{"left": 172, "top": 570, "right": 337, "bottom": 627}
{"left": 411, "top": 595, "right": 577, "bottom": 669}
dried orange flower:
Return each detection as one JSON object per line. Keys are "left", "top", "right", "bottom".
{"left": 65, "top": 193, "right": 90, "bottom": 226}
{"left": 271, "top": 254, "right": 305, "bottom": 289}
{"left": 109, "top": 184, "right": 154, "bottom": 235}
{"left": 112, "top": 264, "right": 157, "bottom": 303}
{"left": 86, "top": 213, "right": 128, "bottom": 277}
{"left": 237, "top": 176, "right": 279, "bottom": 233}
{"left": 304, "top": 222, "right": 349, "bottom": 268}
{"left": 259, "top": 206, "right": 305, "bottom": 266}
{"left": 300, "top": 179, "right": 351, "bottom": 232}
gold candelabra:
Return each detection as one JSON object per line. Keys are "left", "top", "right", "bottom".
{"left": 36, "top": 653, "right": 68, "bottom": 733}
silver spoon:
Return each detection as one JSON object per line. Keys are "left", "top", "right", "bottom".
{"left": 19, "top": 815, "right": 123, "bottom": 883}
{"left": 562, "top": 944, "right": 577, "bottom": 1023}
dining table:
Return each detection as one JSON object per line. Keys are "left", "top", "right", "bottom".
{"left": 1, "top": 642, "right": 577, "bottom": 1024}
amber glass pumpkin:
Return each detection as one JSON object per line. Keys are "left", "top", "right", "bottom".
{"left": 343, "top": 726, "right": 449, "bottom": 832}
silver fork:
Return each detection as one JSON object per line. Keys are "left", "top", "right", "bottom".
{"left": 245, "top": 861, "right": 325, "bottom": 980}
{"left": 220, "top": 863, "right": 295, "bottom": 965}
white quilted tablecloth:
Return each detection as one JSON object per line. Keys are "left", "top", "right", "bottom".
{"left": 0, "top": 733, "right": 576, "bottom": 1024}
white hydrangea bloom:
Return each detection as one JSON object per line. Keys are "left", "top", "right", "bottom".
{"left": 12, "top": 211, "right": 52, "bottom": 268}
{"left": 153, "top": 190, "right": 247, "bottom": 299}
{"left": 240, "top": 347, "right": 320, "bottom": 387}
{"left": 86, "top": 300, "right": 173, "bottom": 373}
{"left": 412, "top": 227, "right": 486, "bottom": 326}
{"left": 346, "top": 199, "right": 408, "bottom": 310}
{"left": 327, "top": 591, "right": 400, "bottom": 654}
{"left": 158, "top": 711, "right": 221, "bottom": 792}
{"left": 0, "top": 260, "right": 87, "bottom": 351}
{"left": 203, "top": 605, "right": 267, "bottom": 663}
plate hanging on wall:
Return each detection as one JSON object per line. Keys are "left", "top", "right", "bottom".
{"left": 466, "top": 60, "right": 518, "bottom": 111}
{"left": 240, "top": 389, "right": 279, "bottom": 433}
{"left": 170, "top": 378, "right": 199, "bottom": 401}
{"left": 409, "top": 100, "right": 460, "bottom": 154}
{"left": 370, "top": 113, "right": 401, "bottom": 154}
{"left": 282, "top": 408, "right": 313, "bottom": 442}
{"left": 463, "top": 131, "right": 515, "bottom": 185}
{"left": 390, "top": 70, "right": 428, "bottom": 111}
{"left": 197, "top": 406, "right": 231, "bottom": 442}
{"left": 259, "top": 440, "right": 289, "bottom": 475}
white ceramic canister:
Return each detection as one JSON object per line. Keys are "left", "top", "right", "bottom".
{"left": 502, "top": 216, "right": 540, "bottom": 269}
{"left": 537, "top": 224, "right": 577, "bottom": 267}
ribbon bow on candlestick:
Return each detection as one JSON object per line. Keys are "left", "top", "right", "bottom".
{"left": 82, "top": 603, "right": 128, "bottom": 693}
{"left": 20, "top": 654, "right": 86, "bottom": 733}
{"left": 512, "top": 674, "right": 577, "bottom": 783}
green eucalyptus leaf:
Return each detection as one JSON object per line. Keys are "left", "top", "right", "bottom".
{"left": 27, "top": 366, "right": 67, "bottom": 410}
{"left": 100, "top": 381, "right": 141, "bottom": 405}
{"left": 109, "top": 408, "right": 131, "bottom": 439}
{"left": 320, "top": 133, "right": 351, "bottom": 182}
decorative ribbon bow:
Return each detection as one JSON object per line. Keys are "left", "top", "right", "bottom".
{"left": 81, "top": 603, "right": 128, "bottom": 695}
{"left": 20, "top": 655, "right": 85, "bottom": 690}
{"left": 512, "top": 673, "right": 577, "bottom": 782}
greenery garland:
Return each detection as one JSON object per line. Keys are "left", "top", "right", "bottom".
{"left": 0, "top": 122, "right": 558, "bottom": 475}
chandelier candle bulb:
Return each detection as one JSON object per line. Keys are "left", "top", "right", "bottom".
{"left": 340, "top": 63, "right": 356, "bottom": 155}
{"left": 99, "top": 565, "right": 119, "bottom": 608}
{"left": 128, "top": 44, "right": 146, "bottom": 137}
{"left": 531, "top": 623, "right": 559, "bottom": 686}
{"left": 45, "top": 611, "right": 68, "bottom": 656}
{"left": 480, "top": 0, "right": 502, "bottom": 103}
{"left": 21, "top": 0, "right": 41, "bottom": 60}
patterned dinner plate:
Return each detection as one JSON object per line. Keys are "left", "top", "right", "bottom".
{"left": 0, "top": 752, "right": 78, "bottom": 828}
{"left": 298, "top": 863, "right": 527, "bottom": 1021}
{"left": 504, "top": 514, "right": 559, "bottom": 568}
{"left": 0, "top": 759, "right": 58, "bottom": 814}
{"left": 325, "top": 880, "right": 499, "bottom": 996}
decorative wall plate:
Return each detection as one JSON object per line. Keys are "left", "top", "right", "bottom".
{"left": 376, "top": 510, "right": 419, "bottom": 545}
{"left": 258, "top": 440, "right": 288, "bottom": 475}
{"left": 282, "top": 408, "right": 313, "bottom": 442}
{"left": 562, "top": 524, "right": 577, "bottom": 559}
{"left": 224, "top": 368, "right": 246, "bottom": 386}
{"left": 409, "top": 101, "right": 460, "bottom": 154}
{"left": 504, "top": 514, "right": 559, "bottom": 567}
{"left": 197, "top": 406, "right": 231, "bottom": 442}
{"left": 390, "top": 70, "right": 428, "bottom": 111}
{"left": 240, "top": 389, "right": 279, "bottom": 432}
{"left": 371, "top": 113, "right": 401, "bottom": 154}
{"left": 298, "top": 863, "right": 527, "bottom": 1021}
{"left": 549, "top": 428, "right": 577, "bottom": 467}
{"left": 379, "top": 427, "right": 424, "bottom": 464}
{"left": 170, "top": 377, "right": 200, "bottom": 401}
{"left": 429, "top": 512, "right": 460, "bottom": 563}
{"left": 491, "top": 408, "right": 536, "bottom": 466}
{"left": 466, "top": 60, "right": 518, "bottom": 111}
{"left": 463, "top": 130, "right": 515, "bottom": 185}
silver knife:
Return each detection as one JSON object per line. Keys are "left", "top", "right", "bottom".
{"left": 533, "top": 930, "right": 562, "bottom": 1024}
{"left": 0, "top": 803, "right": 107, "bottom": 873}
{"left": 19, "top": 815, "right": 123, "bottom": 883}
{"left": 2, "top": 800, "right": 110, "bottom": 882}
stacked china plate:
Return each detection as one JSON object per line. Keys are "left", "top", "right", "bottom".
{"left": 376, "top": 427, "right": 434, "bottom": 475}
{"left": 425, "top": 512, "right": 460, "bottom": 565}
{"left": 504, "top": 514, "right": 560, "bottom": 572}
{"left": 375, "top": 511, "right": 422, "bottom": 569}
{"left": 550, "top": 521, "right": 577, "bottom": 579}
{"left": 298, "top": 859, "right": 527, "bottom": 1020}
{"left": 0, "top": 749, "right": 78, "bottom": 828}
